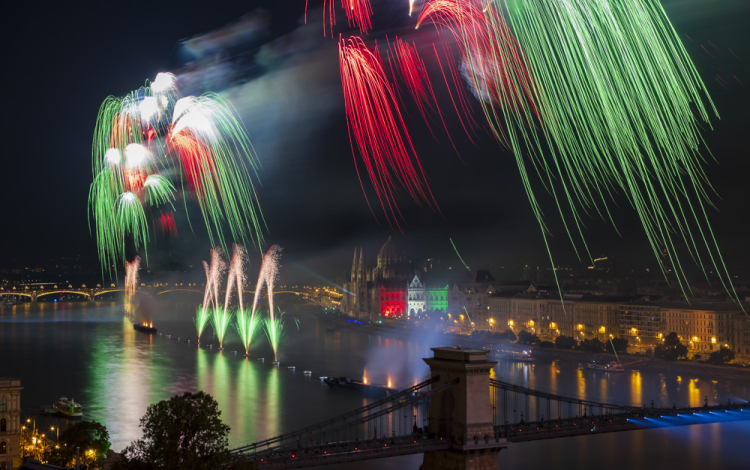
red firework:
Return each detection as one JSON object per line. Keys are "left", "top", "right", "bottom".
{"left": 339, "top": 35, "right": 441, "bottom": 230}
{"left": 308, "top": 0, "right": 374, "bottom": 36}
{"left": 416, "top": 0, "right": 539, "bottom": 147}
{"left": 387, "top": 37, "right": 460, "bottom": 155}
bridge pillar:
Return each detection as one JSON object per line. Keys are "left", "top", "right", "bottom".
{"left": 421, "top": 347, "right": 508, "bottom": 470}
{"left": 31, "top": 292, "right": 37, "bottom": 302}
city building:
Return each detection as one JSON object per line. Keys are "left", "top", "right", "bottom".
{"left": 0, "top": 377, "right": 22, "bottom": 470}
{"left": 342, "top": 238, "right": 447, "bottom": 320}
{"left": 619, "top": 300, "right": 664, "bottom": 346}
{"left": 733, "top": 313, "right": 750, "bottom": 357}
{"left": 407, "top": 275, "right": 426, "bottom": 317}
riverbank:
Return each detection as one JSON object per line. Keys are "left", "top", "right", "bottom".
{"left": 315, "top": 312, "right": 750, "bottom": 381}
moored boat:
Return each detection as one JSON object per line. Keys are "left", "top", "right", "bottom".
{"left": 585, "top": 360, "right": 624, "bottom": 372}
{"left": 133, "top": 322, "right": 157, "bottom": 334}
{"left": 53, "top": 397, "right": 83, "bottom": 417}
{"left": 324, "top": 377, "right": 396, "bottom": 397}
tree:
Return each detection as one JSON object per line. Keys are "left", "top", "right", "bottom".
{"left": 580, "top": 338, "right": 606, "bottom": 353}
{"left": 555, "top": 335, "right": 577, "bottom": 350}
{"left": 654, "top": 332, "right": 688, "bottom": 361}
{"left": 114, "top": 391, "right": 230, "bottom": 470}
{"left": 517, "top": 330, "right": 539, "bottom": 345}
{"left": 609, "top": 337, "right": 629, "bottom": 353}
{"left": 47, "top": 421, "right": 111, "bottom": 470}
{"left": 707, "top": 346, "right": 735, "bottom": 365}
{"left": 495, "top": 329, "right": 516, "bottom": 342}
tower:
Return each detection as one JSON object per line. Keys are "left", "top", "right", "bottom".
{"left": 421, "top": 348, "right": 508, "bottom": 470}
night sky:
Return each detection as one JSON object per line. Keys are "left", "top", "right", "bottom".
{"left": 1, "top": 0, "right": 748, "bottom": 284}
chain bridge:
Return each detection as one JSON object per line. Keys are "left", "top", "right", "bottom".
{"left": 230, "top": 347, "right": 750, "bottom": 470}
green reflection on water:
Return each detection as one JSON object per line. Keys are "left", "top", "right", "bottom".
{"left": 85, "top": 314, "right": 174, "bottom": 450}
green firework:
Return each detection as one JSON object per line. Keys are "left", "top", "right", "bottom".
{"left": 235, "top": 308, "right": 263, "bottom": 355}
{"left": 472, "top": 0, "right": 738, "bottom": 303}
{"left": 211, "top": 307, "right": 234, "bottom": 349}
{"left": 194, "top": 306, "right": 212, "bottom": 343}
{"left": 116, "top": 192, "right": 149, "bottom": 263}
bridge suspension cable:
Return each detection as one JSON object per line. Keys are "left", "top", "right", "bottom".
{"left": 231, "top": 375, "right": 447, "bottom": 456}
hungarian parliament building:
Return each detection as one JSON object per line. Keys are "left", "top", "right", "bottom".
{"left": 341, "top": 237, "right": 448, "bottom": 320}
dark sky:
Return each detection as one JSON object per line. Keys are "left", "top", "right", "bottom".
{"left": 1, "top": 0, "right": 748, "bottom": 285}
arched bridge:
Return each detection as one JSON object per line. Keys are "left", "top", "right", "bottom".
{"left": 230, "top": 347, "right": 750, "bottom": 470}
{"left": 0, "top": 287, "right": 306, "bottom": 302}
{"left": 0, "top": 287, "right": 125, "bottom": 302}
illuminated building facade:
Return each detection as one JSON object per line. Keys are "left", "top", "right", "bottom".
{"left": 661, "top": 302, "right": 736, "bottom": 353}
{"left": 343, "top": 238, "right": 446, "bottom": 320}
{"left": 0, "top": 377, "right": 22, "bottom": 470}
{"left": 407, "top": 275, "right": 425, "bottom": 316}
{"left": 734, "top": 313, "right": 750, "bottom": 357}
{"left": 425, "top": 285, "right": 448, "bottom": 315}
{"left": 380, "top": 282, "right": 407, "bottom": 317}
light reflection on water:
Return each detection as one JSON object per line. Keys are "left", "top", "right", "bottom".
{"left": 2, "top": 300, "right": 750, "bottom": 469}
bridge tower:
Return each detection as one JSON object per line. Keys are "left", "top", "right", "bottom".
{"left": 422, "top": 347, "right": 508, "bottom": 470}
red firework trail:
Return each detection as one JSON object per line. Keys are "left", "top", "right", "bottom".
{"left": 310, "top": 1, "right": 374, "bottom": 36}
{"left": 338, "top": 35, "right": 441, "bottom": 231}
{"left": 159, "top": 211, "right": 178, "bottom": 238}
{"left": 416, "top": 0, "right": 539, "bottom": 148}
{"left": 387, "top": 37, "right": 460, "bottom": 155}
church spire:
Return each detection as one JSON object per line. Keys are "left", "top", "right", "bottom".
{"left": 350, "top": 248, "right": 358, "bottom": 284}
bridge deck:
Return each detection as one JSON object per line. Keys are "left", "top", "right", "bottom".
{"left": 245, "top": 435, "right": 452, "bottom": 469}
{"left": 497, "top": 404, "right": 750, "bottom": 442}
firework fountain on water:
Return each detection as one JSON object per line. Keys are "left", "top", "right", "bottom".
{"left": 194, "top": 247, "right": 226, "bottom": 344}
{"left": 250, "top": 245, "right": 283, "bottom": 362}
{"left": 229, "top": 245, "right": 263, "bottom": 356}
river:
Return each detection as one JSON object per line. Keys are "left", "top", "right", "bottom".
{"left": 1, "top": 299, "right": 749, "bottom": 469}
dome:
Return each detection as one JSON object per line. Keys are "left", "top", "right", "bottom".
{"left": 375, "top": 237, "right": 411, "bottom": 281}
{"left": 377, "top": 236, "right": 403, "bottom": 263}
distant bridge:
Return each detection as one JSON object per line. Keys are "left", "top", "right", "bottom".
{"left": 231, "top": 348, "right": 750, "bottom": 470}
{"left": 0, "top": 287, "right": 306, "bottom": 302}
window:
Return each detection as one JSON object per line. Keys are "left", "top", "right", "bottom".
{"left": 0, "top": 419, "right": 4, "bottom": 432}
{"left": 0, "top": 441, "right": 6, "bottom": 454}
{"left": 0, "top": 398, "right": 6, "bottom": 412}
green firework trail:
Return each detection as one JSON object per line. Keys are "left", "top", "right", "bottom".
{"left": 194, "top": 306, "right": 212, "bottom": 343}
{"left": 212, "top": 307, "right": 234, "bottom": 349}
{"left": 235, "top": 308, "right": 263, "bottom": 355}
{"left": 461, "top": 0, "right": 739, "bottom": 304}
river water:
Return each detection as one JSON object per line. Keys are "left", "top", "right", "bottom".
{"left": 2, "top": 299, "right": 749, "bottom": 469}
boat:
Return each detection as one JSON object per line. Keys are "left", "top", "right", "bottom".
{"left": 585, "top": 360, "right": 624, "bottom": 372}
{"left": 303, "top": 370, "right": 312, "bottom": 375}
{"left": 133, "top": 322, "right": 157, "bottom": 334}
{"left": 486, "top": 344, "right": 534, "bottom": 362}
{"left": 53, "top": 397, "right": 83, "bottom": 418}
{"left": 324, "top": 377, "right": 396, "bottom": 397}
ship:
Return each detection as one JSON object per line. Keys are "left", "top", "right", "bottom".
{"left": 324, "top": 377, "right": 396, "bottom": 397}
{"left": 585, "top": 360, "right": 624, "bottom": 372}
{"left": 53, "top": 397, "right": 83, "bottom": 418}
{"left": 485, "top": 344, "right": 534, "bottom": 362}
{"left": 133, "top": 322, "right": 157, "bottom": 334}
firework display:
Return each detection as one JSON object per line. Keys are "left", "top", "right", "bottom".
{"left": 339, "top": 36, "right": 441, "bottom": 231}
{"left": 331, "top": 0, "right": 737, "bottom": 301}
{"left": 89, "top": 73, "right": 265, "bottom": 278}
{"left": 250, "top": 245, "right": 283, "bottom": 361}
{"left": 190, "top": 245, "right": 287, "bottom": 356}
